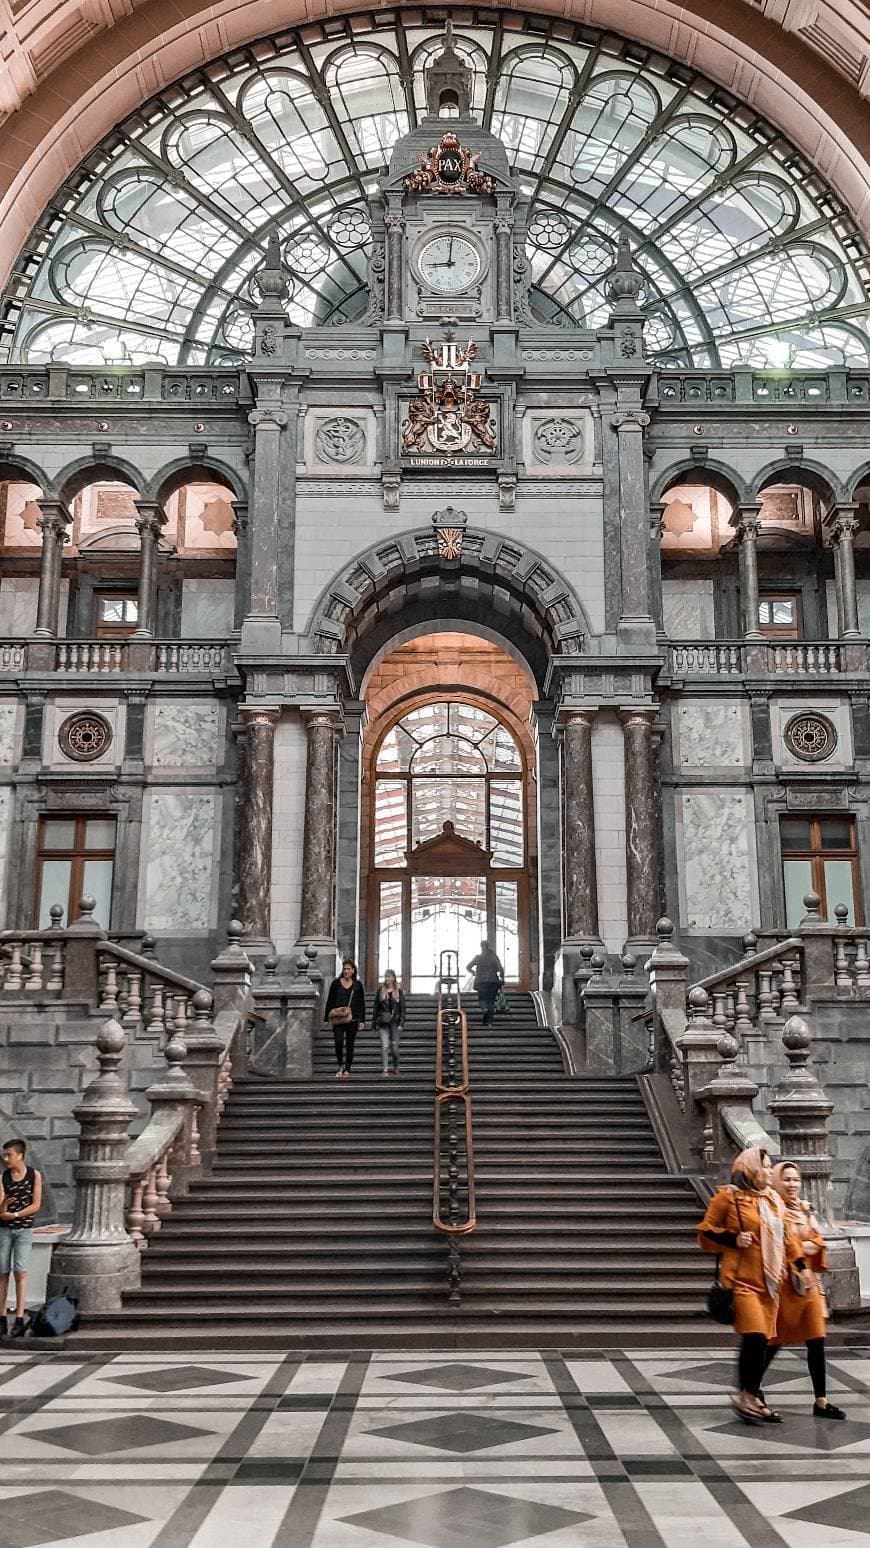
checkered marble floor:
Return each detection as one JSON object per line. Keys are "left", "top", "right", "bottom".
{"left": 0, "top": 1346, "right": 868, "bottom": 1546}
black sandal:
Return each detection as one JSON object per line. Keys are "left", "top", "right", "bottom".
{"left": 814, "top": 1401, "right": 846, "bottom": 1420}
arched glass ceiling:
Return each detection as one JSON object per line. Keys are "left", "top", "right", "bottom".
{"left": 2, "top": 10, "right": 869, "bottom": 369}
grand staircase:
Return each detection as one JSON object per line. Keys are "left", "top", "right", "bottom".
{"left": 77, "top": 992, "right": 716, "bottom": 1348}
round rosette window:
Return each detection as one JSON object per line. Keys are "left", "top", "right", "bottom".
{"left": 784, "top": 711, "right": 838, "bottom": 763}
{"left": 58, "top": 711, "right": 113, "bottom": 762}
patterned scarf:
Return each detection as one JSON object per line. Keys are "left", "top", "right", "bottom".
{"left": 731, "top": 1146, "right": 785, "bottom": 1300}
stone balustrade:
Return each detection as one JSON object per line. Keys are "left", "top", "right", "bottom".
{"left": 0, "top": 638, "right": 233, "bottom": 677}
{"left": 668, "top": 640, "right": 865, "bottom": 679}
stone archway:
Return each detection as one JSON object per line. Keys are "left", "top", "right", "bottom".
{"left": 305, "top": 522, "right": 591, "bottom": 679}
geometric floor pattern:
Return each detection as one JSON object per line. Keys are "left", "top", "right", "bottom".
{"left": 0, "top": 1345, "right": 868, "bottom": 1545}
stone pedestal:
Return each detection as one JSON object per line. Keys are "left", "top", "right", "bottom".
{"left": 621, "top": 709, "right": 661, "bottom": 952}
{"left": 250, "top": 957, "right": 322, "bottom": 1078}
{"left": 238, "top": 708, "right": 280, "bottom": 953}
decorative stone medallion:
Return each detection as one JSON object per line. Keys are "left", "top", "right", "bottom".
{"left": 314, "top": 417, "right": 366, "bottom": 464}
{"left": 784, "top": 711, "right": 838, "bottom": 762}
{"left": 532, "top": 417, "right": 585, "bottom": 465}
{"left": 58, "top": 711, "right": 112, "bottom": 762}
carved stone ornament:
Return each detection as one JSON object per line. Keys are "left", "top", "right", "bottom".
{"left": 784, "top": 712, "right": 838, "bottom": 763}
{"left": 532, "top": 417, "right": 584, "bottom": 465}
{"left": 432, "top": 506, "right": 468, "bottom": 559}
{"left": 58, "top": 711, "right": 113, "bottom": 762}
{"left": 258, "top": 323, "right": 280, "bottom": 356}
{"left": 403, "top": 132, "right": 496, "bottom": 196}
{"left": 315, "top": 417, "right": 366, "bottom": 465}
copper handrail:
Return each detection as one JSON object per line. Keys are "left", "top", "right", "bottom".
{"left": 432, "top": 950, "right": 476, "bottom": 1303}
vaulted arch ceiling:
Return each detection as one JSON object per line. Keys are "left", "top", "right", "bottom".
{"left": 0, "top": 10, "right": 868, "bottom": 370}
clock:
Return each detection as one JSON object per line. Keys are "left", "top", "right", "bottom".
{"left": 418, "top": 234, "right": 481, "bottom": 293}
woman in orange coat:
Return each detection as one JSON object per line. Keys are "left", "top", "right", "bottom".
{"left": 763, "top": 1162, "right": 846, "bottom": 1419}
{"left": 698, "top": 1145, "right": 804, "bottom": 1423}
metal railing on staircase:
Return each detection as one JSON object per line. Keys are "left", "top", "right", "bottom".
{"left": 433, "top": 949, "right": 476, "bottom": 1304}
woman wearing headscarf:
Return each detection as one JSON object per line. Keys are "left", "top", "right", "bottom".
{"left": 764, "top": 1162, "right": 846, "bottom": 1419}
{"left": 698, "top": 1145, "right": 805, "bottom": 1423}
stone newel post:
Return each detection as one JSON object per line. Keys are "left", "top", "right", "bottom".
{"left": 131, "top": 501, "right": 167, "bottom": 639}
{"left": 238, "top": 707, "right": 280, "bottom": 949}
{"left": 621, "top": 708, "right": 661, "bottom": 949}
{"left": 34, "top": 500, "right": 72, "bottom": 638}
{"left": 734, "top": 504, "right": 765, "bottom": 641}
{"left": 47, "top": 1018, "right": 140, "bottom": 1310}
{"left": 769, "top": 1013, "right": 860, "bottom": 1309}
{"left": 561, "top": 710, "right": 600, "bottom": 942}
{"left": 297, "top": 710, "right": 341, "bottom": 955}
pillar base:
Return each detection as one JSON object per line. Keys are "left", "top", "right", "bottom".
{"left": 240, "top": 615, "right": 283, "bottom": 654}
{"left": 624, "top": 933, "right": 657, "bottom": 959}
{"left": 250, "top": 979, "right": 321, "bottom": 1078}
{"left": 616, "top": 619, "right": 658, "bottom": 652}
{"left": 47, "top": 1238, "right": 141, "bottom": 1315}
{"left": 293, "top": 935, "right": 339, "bottom": 980}
{"left": 824, "top": 1233, "right": 861, "bottom": 1312}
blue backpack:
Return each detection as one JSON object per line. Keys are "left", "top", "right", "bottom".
{"left": 31, "top": 1292, "right": 78, "bottom": 1338}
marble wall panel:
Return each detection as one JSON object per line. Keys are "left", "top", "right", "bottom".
{"left": 826, "top": 579, "right": 870, "bottom": 637}
{"left": 0, "top": 788, "right": 12, "bottom": 928}
{"left": 143, "top": 788, "right": 216, "bottom": 930}
{"left": 675, "top": 699, "right": 747, "bottom": 769}
{"left": 0, "top": 578, "right": 38, "bottom": 635}
{"left": 0, "top": 703, "right": 17, "bottom": 764}
{"left": 678, "top": 787, "right": 758, "bottom": 931}
{"left": 662, "top": 578, "right": 715, "bottom": 640}
{"left": 152, "top": 701, "right": 219, "bottom": 768}
{"left": 180, "top": 578, "right": 235, "bottom": 638}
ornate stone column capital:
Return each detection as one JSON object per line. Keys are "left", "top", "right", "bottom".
{"left": 830, "top": 504, "right": 860, "bottom": 543}
{"left": 36, "top": 498, "right": 72, "bottom": 538}
{"left": 610, "top": 410, "right": 650, "bottom": 432}
{"left": 133, "top": 500, "right": 167, "bottom": 540}
{"left": 248, "top": 408, "right": 288, "bottom": 432}
{"left": 241, "top": 705, "right": 281, "bottom": 729}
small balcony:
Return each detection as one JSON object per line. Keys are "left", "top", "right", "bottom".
{"left": 666, "top": 638, "right": 868, "bottom": 682}
{"left": 0, "top": 638, "right": 234, "bottom": 677}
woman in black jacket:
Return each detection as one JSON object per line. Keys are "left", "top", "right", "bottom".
{"left": 324, "top": 959, "right": 366, "bottom": 1078}
{"left": 372, "top": 969, "right": 405, "bottom": 1077}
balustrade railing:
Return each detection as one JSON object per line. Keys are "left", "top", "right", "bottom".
{"left": 668, "top": 640, "right": 856, "bottom": 678}
{"left": 0, "top": 638, "right": 232, "bottom": 676}
{"left": 669, "top": 642, "right": 743, "bottom": 676}
{"left": 433, "top": 950, "right": 476, "bottom": 1305}
{"left": 56, "top": 640, "right": 126, "bottom": 673}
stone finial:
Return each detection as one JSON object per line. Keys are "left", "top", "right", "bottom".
{"left": 606, "top": 230, "right": 644, "bottom": 311}
{"left": 717, "top": 1031, "right": 740, "bottom": 1067}
{"left": 741, "top": 932, "right": 758, "bottom": 958}
{"left": 67, "top": 895, "right": 102, "bottom": 933}
{"left": 256, "top": 232, "right": 288, "bottom": 308}
{"left": 834, "top": 903, "right": 850, "bottom": 928}
{"left": 48, "top": 903, "right": 64, "bottom": 930}
{"left": 589, "top": 951, "right": 606, "bottom": 983}
{"left": 140, "top": 935, "right": 158, "bottom": 961}
{"left": 263, "top": 954, "right": 278, "bottom": 979}
{"left": 424, "top": 19, "right": 473, "bottom": 118}
{"left": 296, "top": 953, "right": 311, "bottom": 979}
{"left": 781, "top": 1012, "right": 812, "bottom": 1064}
{"left": 687, "top": 985, "right": 711, "bottom": 1023}
{"left": 800, "top": 891, "right": 825, "bottom": 928}
{"left": 191, "top": 987, "right": 214, "bottom": 1026}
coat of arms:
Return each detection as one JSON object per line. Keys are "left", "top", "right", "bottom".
{"left": 403, "top": 133, "right": 496, "bottom": 196}
{"left": 401, "top": 339, "right": 496, "bottom": 459}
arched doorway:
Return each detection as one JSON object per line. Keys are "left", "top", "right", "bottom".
{"left": 360, "top": 630, "right": 538, "bottom": 992}
{"left": 368, "top": 700, "right": 530, "bottom": 991}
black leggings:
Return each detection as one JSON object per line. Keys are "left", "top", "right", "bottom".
{"left": 333, "top": 1025, "right": 357, "bottom": 1070}
{"left": 738, "top": 1333, "right": 770, "bottom": 1396}
{"left": 761, "top": 1336, "right": 827, "bottom": 1399}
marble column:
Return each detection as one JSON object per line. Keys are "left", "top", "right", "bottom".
{"left": 611, "top": 408, "right": 653, "bottom": 644}
{"left": 131, "top": 501, "right": 166, "bottom": 639}
{"left": 238, "top": 707, "right": 280, "bottom": 949}
{"left": 297, "top": 710, "right": 341, "bottom": 951}
{"left": 831, "top": 504, "right": 861, "bottom": 639}
{"left": 495, "top": 218, "right": 513, "bottom": 321}
{"left": 621, "top": 709, "right": 661, "bottom": 949}
{"left": 649, "top": 500, "right": 666, "bottom": 640}
{"left": 243, "top": 405, "right": 286, "bottom": 653}
{"left": 385, "top": 213, "right": 405, "bottom": 322}
{"left": 562, "top": 711, "right": 600, "bottom": 942}
{"left": 735, "top": 504, "right": 765, "bottom": 640}
{"left": 34, "top": 500, "right": 71, "bottom": 638}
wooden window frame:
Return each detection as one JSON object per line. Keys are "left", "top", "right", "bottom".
{"left": 34, "top": 814, "right": 117, "bottom": 927}
{"left": 758, "top": 591, "right": 802, "bottom": 640}
{"left": 92, "top": 589, "right": 139, "bottom": 639}
{"left": 780, "top": 814, "right": 862, "bottom": 925}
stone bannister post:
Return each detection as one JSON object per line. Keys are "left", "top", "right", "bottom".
{"left": 62, "top": 895, "right": 106, "bottom": 1001}
{"left": 47, "top": 1019, "right": 140, "bottom": 1312}
{"left": 797, "top": 890, "right": 837, "bottom": 994}
{"left": 250, "top": 951, "right": 322, "bottom": 1078}
{"left": 210, "top": 918, "right": 254, "bottom": 1079}
{"left": 581, "top": 954, "right": 618, "bottom": 1072}
{"left": 694, "top": 1032, "right": 775, "bottom": 1183}
{"left": 138, "top": 1022, "right": 203, "bottom": 1198}
{"left": 616, "top": 952, "right": 651, "bottom": 1072}
{"left": 646, "top": 918, "right": 688, "bottom": 1031}
{"left": 769, "top": 1013, "right": 860, "bottom": 1310}
{"left": 179, "top": 989, "right": 222, "bottom": 1169}
{"left": 677, "top": 988, "right": 729, "bottom": 1165}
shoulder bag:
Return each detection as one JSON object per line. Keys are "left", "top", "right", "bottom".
{"left": 328, "top": 1005, "right": 352, "bottom": 1025}
{"left": 706, "top": 1193, "right": 745, "bottom": 1324}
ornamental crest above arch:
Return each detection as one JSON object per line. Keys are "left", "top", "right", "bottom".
{"left": 307, "top": 525, "right": 589, "bottom": 658}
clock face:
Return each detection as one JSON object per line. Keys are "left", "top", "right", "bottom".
{"left": 418, "top": 235, "right": 481, "bottom": 293}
